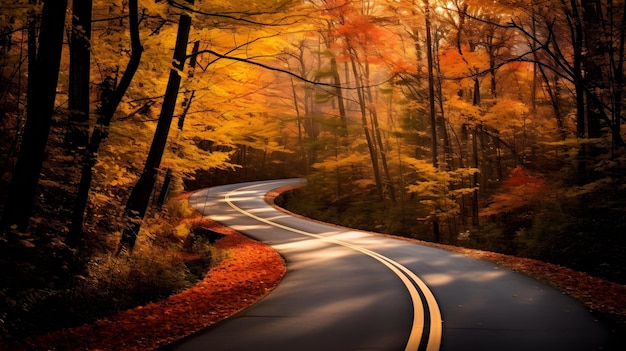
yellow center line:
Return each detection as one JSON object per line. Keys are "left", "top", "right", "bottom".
{"left": 223, "top": 183, "right": 442, "bottom": 351}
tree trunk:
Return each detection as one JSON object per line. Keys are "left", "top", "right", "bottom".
{"left": 178, "top": 40, "right": 199, "bottom": 130}
{"left": 564, "top": 1, "right": 585, "bottom": 139}
{"left": 289, "top": 77, "right": 308, "bottom": 173}
{"left": 118, "top": 6, "right": 193, "bottom": 253}
{"left": 460, "top": 124, "right": 469, "bottom": 221}
{"left": 364, "top": 61, "right": 395, "bottom": 202}
{"left": 425, "top": 1, "right": 437, "bottom": 169}
{"left": 330, "top": 56, "right": 348, "bottom": 137}
{"left": 1, "top": 0, "right": 68, "bottom": 231}
{"left": 348, "top": 48, "right": 383, "bottom": 200}
{"left": 157, "top": 168, "right": 172, "bottom": 207}
{"left": 66, "top": 0, "right": 144, "bottom": 248}
{"left": 582, "top": 0, "right": 603, "bottom": 140}
{"left": 178, "top": 90, "right": 195, "bottom": 130}
{"left": 472, "top": 127, "right": 480, "bottom": 227}
{"left": 424, "top": 0, "right": 441, "bottom": 242}
{"left": 66, "top": 0, "right": 93, "bottom": 150}
{"left": 472, "top": 76, "right": 480, "bottom": 106}
{"left": 430, "top": 24, "right": 452, "bottom": 171}
{"left": 613, "top": 0, "right": 626, "bottom": 150}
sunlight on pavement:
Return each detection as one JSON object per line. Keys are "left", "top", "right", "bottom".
{"left": 229, "top": 224, "right": 274, "bottom": 231}
{"left": 226, "top": 195, "right": 257, "bottom": 202}
{"left": 207, "top": 215, "right": 235, "bottom": 221}
{"left": 464, "top": 270, "right": 507, "bottom": 282}
{"left": 420, "top": 273, "right": 455, "bottom": 286}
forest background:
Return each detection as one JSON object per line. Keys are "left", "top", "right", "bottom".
{"left": 1, "top": 0, "right": 625, "bottom": 343}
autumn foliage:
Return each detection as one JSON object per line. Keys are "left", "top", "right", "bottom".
{"left": 2, "top": 0, "right": 626, "bottom": 346}
{"left": 6, "top": 216, "right": 286, "bottom": 351}
{"left": 482, "top": 166, "right": 546, "bottom": 216}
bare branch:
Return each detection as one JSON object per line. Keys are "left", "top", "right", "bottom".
{"left": 190, "top": 49, "right": 396, "bottom": 90}
{"left": 167, "top": 0, "right": 312, "bottom": 26}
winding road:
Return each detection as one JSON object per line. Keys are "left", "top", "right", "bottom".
{"left": 163, "top": 179, "right": 609, "bottom": 351}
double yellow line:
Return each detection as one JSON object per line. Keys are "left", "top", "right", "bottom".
{"left": 224, "top": 182, "right": 442, "bottom": 351}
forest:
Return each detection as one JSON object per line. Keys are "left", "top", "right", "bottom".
{"left": 1, "top": 0, "right": 625, "bottom": 345}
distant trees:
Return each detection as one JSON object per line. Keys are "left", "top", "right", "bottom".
{"left": 281, "top": 0, "right": 625, "bottom": 246}
{"left": 506, "top": 0, "right": 625, "bottom": 183}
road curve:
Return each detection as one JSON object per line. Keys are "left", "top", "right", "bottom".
{"left": 162, "top": 179, "right": 609, "bottom": 351}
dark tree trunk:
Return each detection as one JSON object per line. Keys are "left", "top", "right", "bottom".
{"left": 425, "top": 1, "right": 437, "bottom": 169}
{"left": 290, "top": 77, "right": 308, "bottom": 173}
{"left": 1, "top": 0, "right": 68, "bottom": 231}
{"left": 66, "top": 0, "right": 93, "bottom": 150}
{"left": 364, "top": 61, "right": 395, "bottom": 202}
{"left": 569, "top": 0, "right": 585, "bottom": 139}
{"left": 424, "top": 0, "right": 440, "bottom": 242}
{"left": 471, "top": 127, "right": 480, "bottom": 227}
{"left": 582, "top": 0, "right": 604, "bottom": 140}
{"left": 330, "top": 56, "right": 348, "bottom": 137}
{"left": 157, "top": 168, "right": 172, "bottom": 207}
{"left": 350, "top": 54, "right": 383, "bottom": 200}
{"left": 178, "top": 40, "right": 199, "bottom": 130}
{"left": 613, "top": 0, "right": 626, "bottom": 149}
{"left": 66, "top": 0, "right": 144, "bottom": 248}
{"left": 118, "top": 7, "right": 193, "bottom": 253}
{"left": 472, "top": 77, "right": 480, "bottom": 106}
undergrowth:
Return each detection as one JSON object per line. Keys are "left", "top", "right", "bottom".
{"left": 0, "top": 197, "right": 227, "bottom": 342}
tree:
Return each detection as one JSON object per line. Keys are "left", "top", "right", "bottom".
{"left": 66, "top": 0, "right": 93, "bottom": 150}
{"left": 1, "top": 0, "right": 68, "bottom": 232}
{"left": 319, "top": 0, "right": 403, "bottom": 201}
{"left": 405, "top": 156, "right": 478, "bottom": 243}
{"left": 67, "top": 0, "right": 144, "bottom": 247}
{"left": 117, "top": 1, "right": 194, "bottom": 253}
{"left": 423, "top": 0, "right": 441, "bottom": 239}
{"left": 508, "top": 0, "right": 625, "bottom": 149}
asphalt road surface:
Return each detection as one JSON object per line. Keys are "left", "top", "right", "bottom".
{"left": 162, "top": 179, "right": 609, "bottom": 351}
